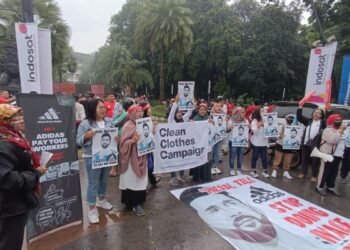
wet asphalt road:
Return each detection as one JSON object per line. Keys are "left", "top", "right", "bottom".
{"left": 28, "top": 153, "right": 350, "bottom": 250}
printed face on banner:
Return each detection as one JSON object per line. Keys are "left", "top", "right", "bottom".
{"left": 343, "top": 120, "right": 350, "bottom": 147}
{"left": 136, "top": 117, "right": 155, "bottom": 156}
{"left": 213, "top": 114, "right": 227, "bottom": 138}
{"left": 92, "top": 128, "right": 118, "bottom": 169}
{"left": 178, "top": 81, "right": 195, "bottom": 111}
{"left": 230, "top": 124, "right": 249, "bottom": 147}
{"left": 283, "top": 126, "right": 303, "bottom": 150}
{"left": 263, "top": 112, "right": 278, "bottom": 138}
{"left": 208, "top": 122, "right": 221, "bottom": 151}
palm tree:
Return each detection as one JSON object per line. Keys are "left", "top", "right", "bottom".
{"left": 134, "top": 0, "right": 193, "bottom": 101}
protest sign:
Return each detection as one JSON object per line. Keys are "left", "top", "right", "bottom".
{"left": 136, "top": 117, "right": 155, "bottom": 156}
{"left": 178, "top": 81, "right": 195, "bottom": 111}
{"left": 263, "top": 112, "right": 278, "bottom": 138}
{"left": 213, "top": 113, "right": 227, "bottom": 138}
{"left": 230, "top": 123, "right": 249, "bottom": 147}
{"left": 172, "top": 176, "right": 350, "bottom": 250}
{"left": 343, "top": 120, "right": 350, "bottom": 147}
{"left": 283, "top": 126, "right": 303, "bottom": 150}
{"left": 154, "top": 121, "right": 208, "bottom": 174}
{"left": 208, "top": 122, "right": 221, "bottom": 152}
{"left": 17, "top": 94, "right": 83, "bottom": 240}
{"left": 92, "top": 128, "right": 118, "bottom": 169}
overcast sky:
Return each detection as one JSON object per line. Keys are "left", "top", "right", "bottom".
{"left": 57, "top": 0, "right": 127, "bottom": 54}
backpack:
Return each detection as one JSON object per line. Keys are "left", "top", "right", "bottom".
{"left": 306, "top": 129, "right": 325, "bottom": 150}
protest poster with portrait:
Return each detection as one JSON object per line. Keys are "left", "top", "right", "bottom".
{"left": 136, "top": 117, "right": 155, "bottom": 156}
{"left": 283, "top": 126, "right": 303, "bottom": 150}
{"left": 263, "top": 112, "right": 278, "bottom": 138}
{"left": 208, "top": 122, "right": 221, "bottom": 152}
{"left": 171, "top": 176, "right": 350, "bottom": 250}
{"left": 343, "top": 120, "right": 350, "bottom": 147}
{"left": 154, "top": 121, "right": 208, "bottom": 174}
{"left": 213, "top": 114, "right": 227, "bottom": 138}
{"left": 178, "top": 81, "right": 195, "bottom": 111}
{"left": 92, "top": 128, "right": 118, "bottom": 169}
{"left": 230, "top": 123, "right": 249, "bottom": 147}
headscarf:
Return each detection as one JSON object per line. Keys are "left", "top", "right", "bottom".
{"left": 326, "top": 114, "right": 343, "bottom": 128}
{"left": 120, "top": 104, "right": 147, "bottom": 177}
{"left": 232, "top": 107, "right": 246, "bottom": 123}
{"left": 193, "top": 104, "right": 208, "bottom": 121}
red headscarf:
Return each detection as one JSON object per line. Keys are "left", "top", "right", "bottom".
{"left": 326, "top": 114, "right": 343, "bottom": 128}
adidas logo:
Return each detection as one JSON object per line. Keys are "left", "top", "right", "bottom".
{"left": 250, "top": 186, "right": 284, "bottom": 204}
{"left": 38, "top": 108, "right": 62, "bottom": 124}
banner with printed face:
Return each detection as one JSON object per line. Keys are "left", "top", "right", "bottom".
{"left": 213, "top": 114, "right": 227, "bottom": 138}
{"left": 338, "top": 56, "right": 350, "bottom": 105}
{"left": 136, "top": 117, "right": 155, "bottom": 156}
{"left": 230, "top": 123, "right": 249, "bottom": 147}
{"left": 38, "top": 28, "right": 53, "bottom": 94}
{"left": 153, "top": 121, "right": 208, "bottom": 174}
{"left": 263, "top": 112, "right": 278, "bottom": 138}
{"left": 305, "top": 42, "right": 337, "bottom": 104}
{"left": 208, "top": 122, "right": 221, "bottom": 152}
{"left": 171, "top": 176, "right": 350, "bottom": 250}
{"left": 92, "top": 128, "right": 118, "bottom": 169}
{"left": 283, "top": 126, "right": 303, "bottom": 150}
{"left": 343, "top": 120, "right": 350, "bottom": 147}
{"left": 15, "top": 22, "right": 41, "bottom": 93}
{"left": 178, "top": 81, "right": 195, "bottom": 111}
{"left": 17, "top": 94, "right": 83, "bottom": 240}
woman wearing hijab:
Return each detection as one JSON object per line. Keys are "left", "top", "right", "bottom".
{"left": 0, "top": 104, "right": 47, "bottom": 250}
{"left": 77, "top": 99, "right": 116, "bottom": 224}
{"left": 227, "top": 107, "right": 249, "bottom": 176}
{"left": 119, "top": 104, "right": 148, "bottom": 216}
{"left": 316, "top": 114, "right": 346, "bottom": 196}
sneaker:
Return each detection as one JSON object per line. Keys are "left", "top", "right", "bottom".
{"left": 297, "top": 173, "right": 305, "bottom": 179}
{"left": 211, "top": 167, "right": 216, "bottom": 175}
{"left": 237, "top": 170, "right": 242, "bottom": 175}
{"left": 88, "top": 208, "right": 99, "bottom": 224}
{"left": 337, "top": 177, "right": 347, "bottom": 184}
{"left": 271, "top": 170, "right": 277, "bottom": 178}
{"left": 96, "top": 199, "right": 113, "bottom": 210}
{"left": 326, "top": 188, "right": 340, "bottom": 196}
{"left": 262, "top": 171, "right": 270, "bottom": 178}
{"left": 316, "top": 187, "right": 327, "bottom": 196}
{"left": 177, "top": 176, "right": 188, "bottom": 183}
{"left": 310, "top": 177, "right": 317, "bottom": 183}
{"left": 230, "top": 169, "right": 236, "bottom": 176}
{"left": 283, "top": 171, "right": 292, "bottom": 179}
{"left": 133, "top": 205, "right": 146, "bottom": 216}
{"left": 170, "top": 177, "right": 179, "bottom": 186}
{"left": 250, "top": 171, "right": 259, "bottom": 178}
{"left": 214, "top": 167, "right": 222, "bottom": 174}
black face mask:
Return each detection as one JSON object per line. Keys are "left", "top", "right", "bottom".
{"left": 334, "top": 120, "right": 342, "bottom": 128}
{"left": 286, "top": 118, "right": 294, "bottom": 124}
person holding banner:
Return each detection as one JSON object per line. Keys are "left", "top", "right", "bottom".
{"left": 0, "top": 104, "right": 48, "bottom": 250}
{"left": 250, "top": 108, "right": 270, "bottom": 178}
{"left": 77, "top": 99, "right": 116, "bottom": 224}
{"left": 119, "top": 104, "right": 148, "bottom": 216}
{"left": 296, "top": 103, "right": 326, "bottom": 182}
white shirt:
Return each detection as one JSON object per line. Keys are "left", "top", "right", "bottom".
{"left": 75, "top": 102, "right": 86, "bottom": 121}
{"left": 303, "top": 120, "right": 321, "bottom": 144}
{"left": 96, "top": 121, "right": 105, "bottom": 128}
{"left": 250, "top": 119, "right": 268, "bottom": 147}
{"left": 334, "top": 138, "right": 345, "bottom": 157}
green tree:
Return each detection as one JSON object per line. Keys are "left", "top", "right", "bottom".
{"left": 134, "top": 0, "right": 193, "bottom": 100}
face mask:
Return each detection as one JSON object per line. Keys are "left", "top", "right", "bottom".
{"left": 334, "top": 120, "right": 342, "bottom": 128}
{"left": 286, "top": 118, "right": 294, "bottom": 124}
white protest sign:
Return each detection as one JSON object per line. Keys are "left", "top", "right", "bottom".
{"left": 208, "top": 122, "right": 221, "bottom": 152}
{"left": 283, "top": 126, "right": 303, "bottom": 150}
{"left": 263, "top": 112, "right": 278, "bottom": 138}
{"left": 136, "top": 117, "right": 155, "bottom": 156}
{"left": 213, "top": 113, "right": 227, "bottom": 138}
{"left": 154, "top": 121, "right": 208, "bottom": 174}
{"left": 178, "top": 81, "right": 195, "bottom": 111}
{"left": 230, "top": 123, "right": 249, "bottom": 147}
{"left": 92, "top": 128, "right": 118, "bottom": 169}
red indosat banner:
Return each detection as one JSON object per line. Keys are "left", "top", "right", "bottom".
{"left": 305, "top": 42, "right": 337, "bottom": 104}
{"left": 15, "top": 23, "right": 41, "bottom": 93}
{"left": 172, "top": 176, "right": 350, "bottom": 250}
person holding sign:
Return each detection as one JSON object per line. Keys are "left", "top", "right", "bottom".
{"left": 77, "top": 99, "right": 116, "bottom": 224}
{"left": 119, "top": 104, "right": 148, "bottom": 216}
{"left": 0, "top": 104, "right": 48, "bottom": 250}
{"left": 271, "top": 114, "right": 297, "bottom": 179}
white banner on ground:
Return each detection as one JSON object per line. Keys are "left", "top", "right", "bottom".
{"left": 178, "top": 81, "right": 195, "bottom": 111}
{"left": 213, "top": 114, "right": 227, "bottom": 138}
{"left": 136, "top": 117, "right": 155, "bottom": 156}
{"left": 230, "top": 123, "right": 249, "bottom": 147}
{"left": 92, "top": 128, "right": 118, "bottom": 169}
{"left": 154, "top": 121, "right": 208, "bottom": 174}
{"left": 283, "top": 126, "right": 303, "bottom": 150}
{"left": 15, "top": 22, "right": 41, "bottom": 93}
{"left": 38, "top": 28, "right": 53, "bottom": 94}
{"left": 171, "top": 176, "right": 350, "bottom": 250}
{"left": 305, "top": 42, "right": 337, "bottom": 104}
{"left": 263, "top": 112, "right": 278, "bottom": 138}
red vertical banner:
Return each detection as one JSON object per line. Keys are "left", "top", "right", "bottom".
{"left": 325, "top": 79, "right": 332, "bottom": 110}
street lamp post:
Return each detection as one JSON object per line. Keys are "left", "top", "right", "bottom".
{"left": 21, "top": 0, "right": 34, "bottom": 22}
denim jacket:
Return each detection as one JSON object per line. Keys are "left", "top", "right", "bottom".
{"left": 76, "top": 118, "right": 114, "bottom": 157}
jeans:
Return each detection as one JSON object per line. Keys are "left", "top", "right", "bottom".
{"left": 84, "top": 157, "right": 110, "bottom": 206}
{"left": 251, "top": 144, "right": 268, "bottom": 170}
{"left": 212, "top": 140, "right": 223, "bottom": 166}
{"left": 229, "top": 141, "right": 244, "bottom": 170}
{"left": 170, "top": 170, "right": 185, "bottom": 178}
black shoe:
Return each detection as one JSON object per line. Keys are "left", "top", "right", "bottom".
{"left": 326, "top": 188, "right": 340, "bottom": 196}
{"left": 316, "top": 187, "right": 327, "bottom": 196}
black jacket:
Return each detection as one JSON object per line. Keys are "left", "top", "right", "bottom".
{"left": 0, "top": 138, "right": 40, "bottom": 218}
{"left": 296, "top": 108, "right": 326, "bottom": 145}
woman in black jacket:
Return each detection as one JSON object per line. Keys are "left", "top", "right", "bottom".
{"left": 0, "top": 104, "right": 47, "bottom": 250}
